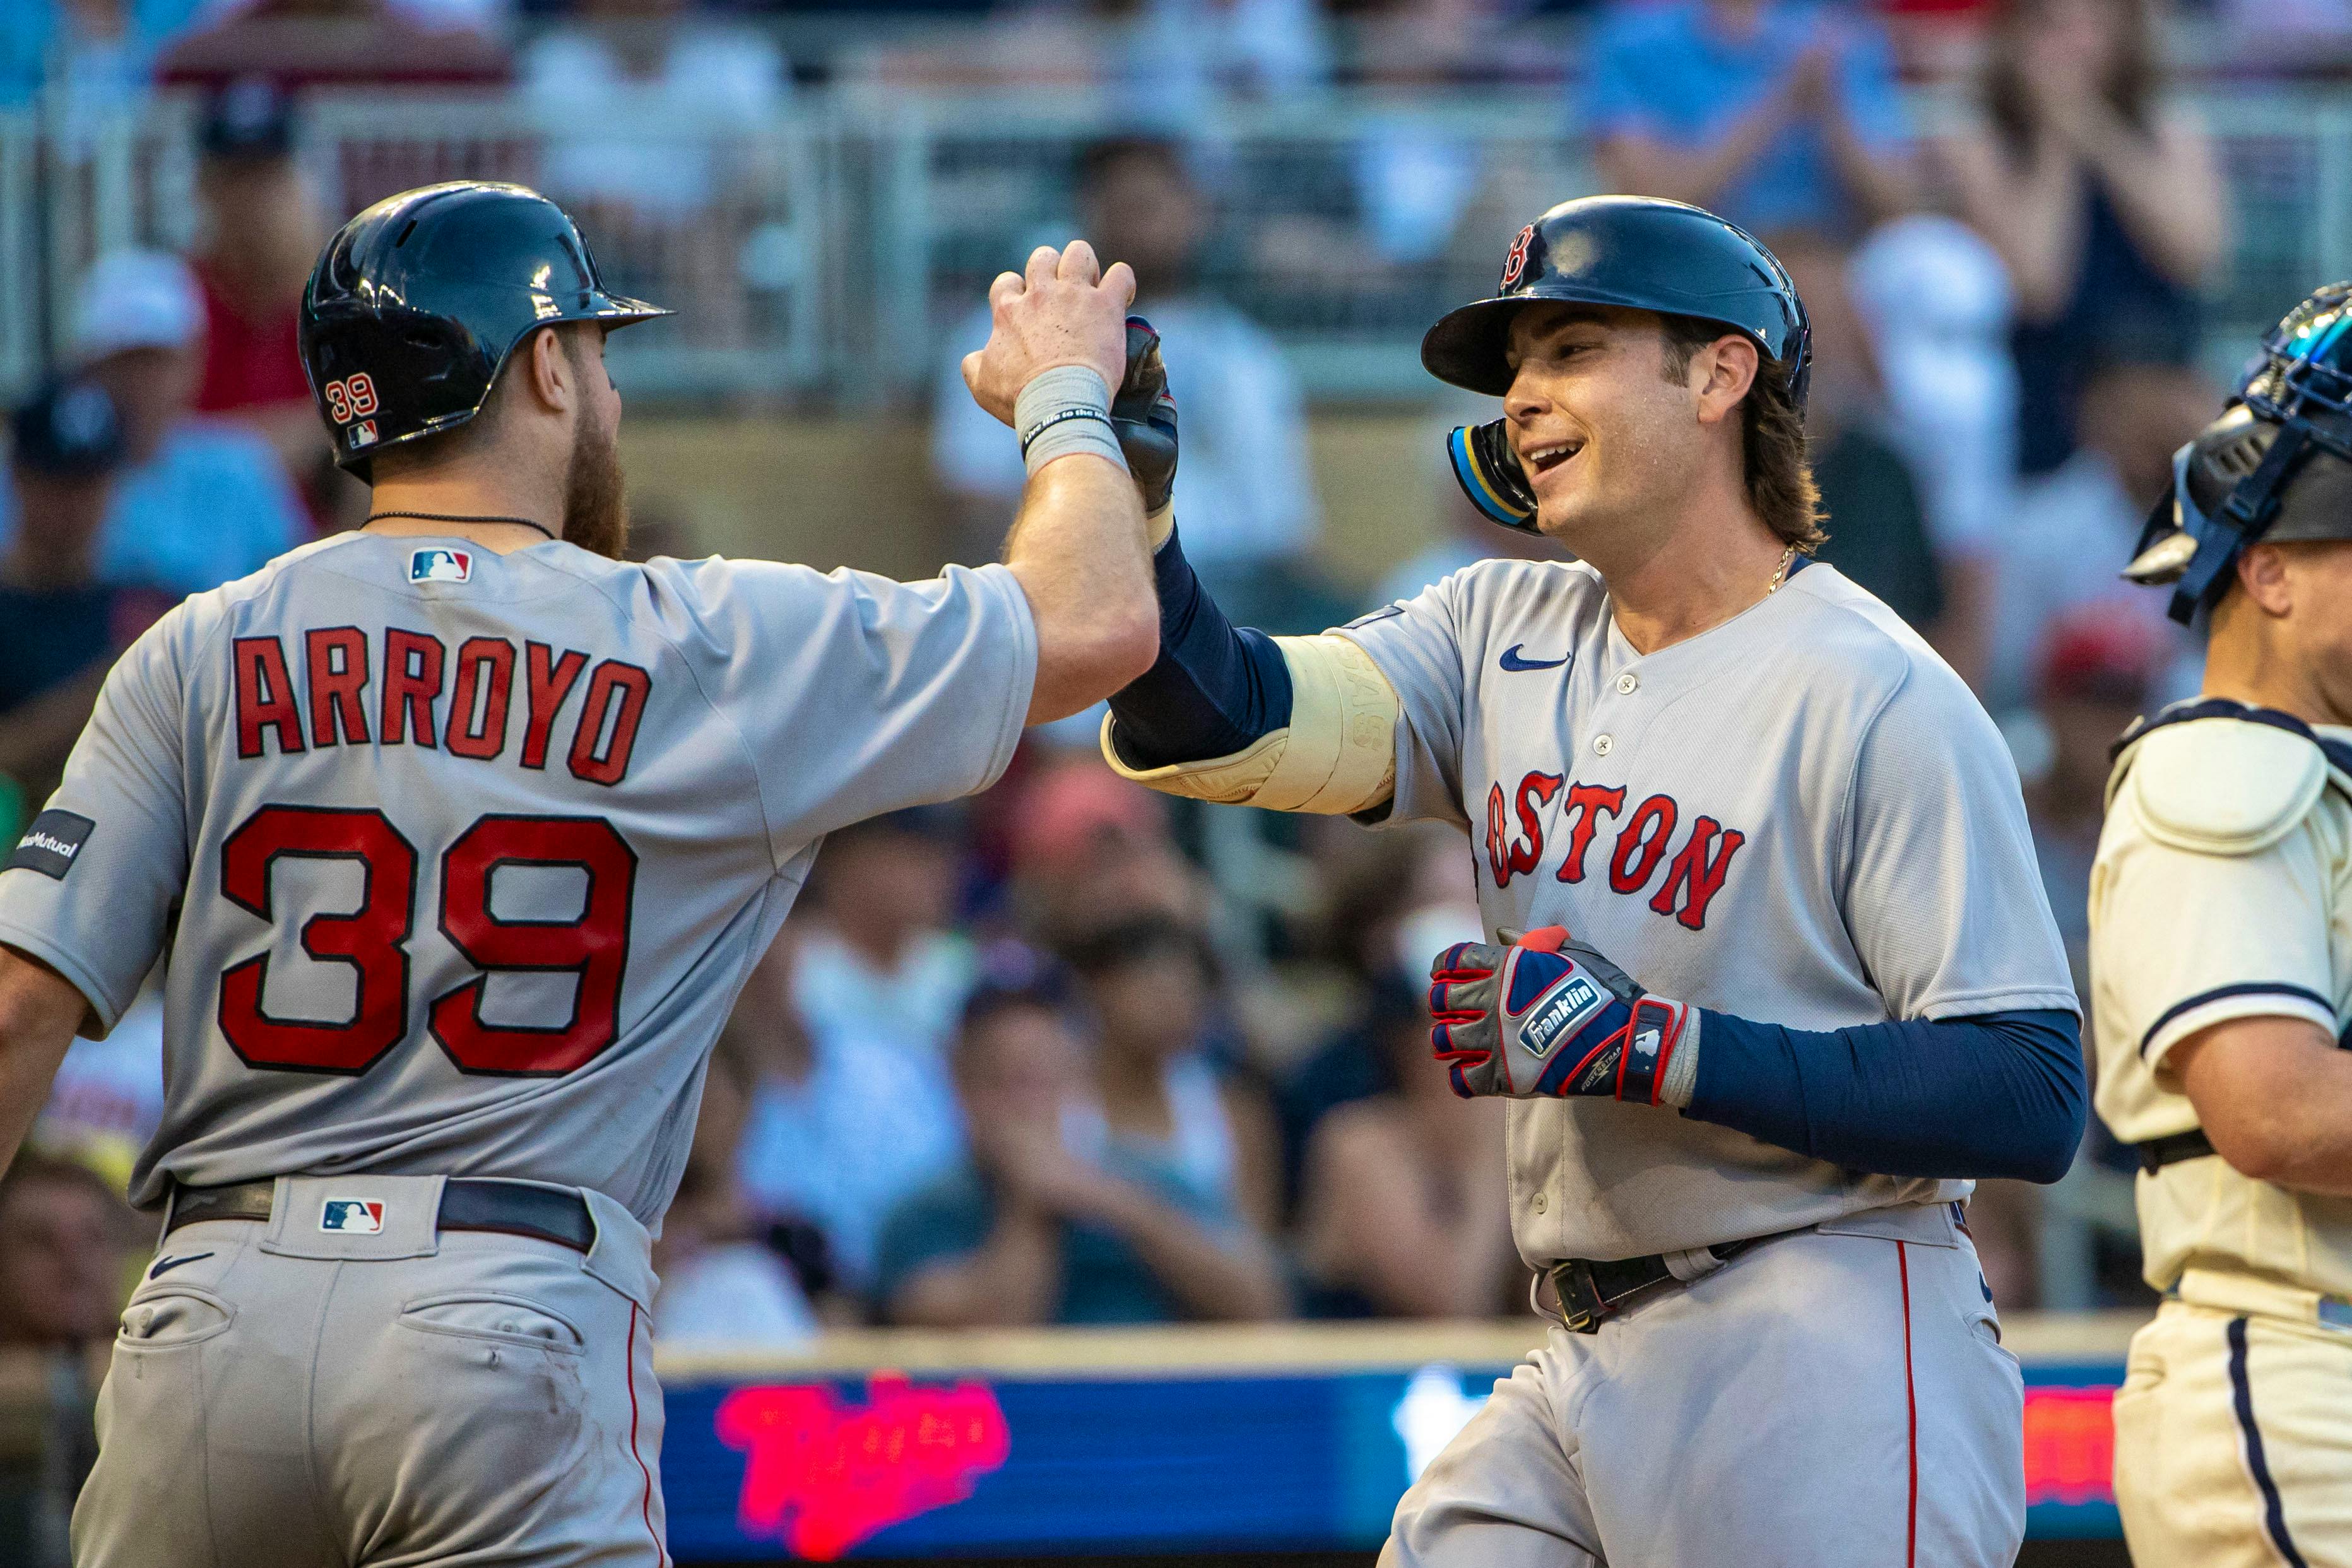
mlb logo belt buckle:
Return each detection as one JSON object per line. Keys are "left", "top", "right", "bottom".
{"left": 320, "top": 1198, "right": 386, "bottom": 1234}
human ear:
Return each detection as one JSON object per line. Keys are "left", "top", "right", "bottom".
{"left": 2235, "top": 544, "right": 2295, "bottom": 617}
{"left": 525, "top": 327, "right": 576, "bottom": 416}
{"left": 1693, "top": 336, "right": 1759, "bottom": 427}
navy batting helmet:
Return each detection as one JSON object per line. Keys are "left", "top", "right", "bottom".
{"left": 1422, "top": 196, "right": 1811, "bottom": 405}
{"left": 2127, "top": 282, "right": 2352, "bottom": 623}
{"left": 300, "top": 181, "right": 671, "bottom": 480}
{"left": 1423, "top": 196, "right": 1810, "bottom": 532}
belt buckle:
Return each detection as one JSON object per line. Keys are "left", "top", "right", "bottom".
{"left": 1548, "top": 1259, "right": 1610, "bottom": 1335}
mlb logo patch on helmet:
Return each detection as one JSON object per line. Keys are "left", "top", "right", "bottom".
{"left": 320, "top": 1199, "right": 385, "bottom": 1234}
{"left": 410, "top": 547, "right": 471, "bottom": 584}
{"left": 348, "top": 419, "right": 376, "bottom": 450}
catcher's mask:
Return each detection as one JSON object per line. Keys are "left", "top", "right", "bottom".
{"left": 2129, "top": 282, "right": 2352, "bottom": 623}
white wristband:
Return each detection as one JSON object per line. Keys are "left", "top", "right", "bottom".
{"left": 1016, "top": 365, "right": 1128, "bottom": 477}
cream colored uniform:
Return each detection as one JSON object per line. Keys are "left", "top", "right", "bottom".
{"left": 2090, "top": 701, "right": 2352, "bottom": 1568}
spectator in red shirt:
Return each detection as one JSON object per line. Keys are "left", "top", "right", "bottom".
{"left": 189, "top": 76, "right": 345, "bottom": 529}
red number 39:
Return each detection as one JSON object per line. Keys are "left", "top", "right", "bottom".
{"left": 218, "top": 806, "right": 637, "bottom": 1077}
{"left": 321, "top": 373, "right": 379, "bottom": 425}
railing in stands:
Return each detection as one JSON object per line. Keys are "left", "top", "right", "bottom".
{"left": 4, "top": 86, "right": 2352, "bottom": 403}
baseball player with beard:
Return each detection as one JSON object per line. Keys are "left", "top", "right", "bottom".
{"left": 1092, "top": 196, "right": 2086, "bottom": 1567}
{"left": 0, "top": 180, "right": 1159, "bottom": 1565}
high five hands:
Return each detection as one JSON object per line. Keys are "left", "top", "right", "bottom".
{"left": 962, "top": 242, "right": 1136, "bottom": 426}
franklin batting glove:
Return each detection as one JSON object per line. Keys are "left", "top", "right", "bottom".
{"left": 1427, "top": 926, "right": 1691, "bottom": 1102}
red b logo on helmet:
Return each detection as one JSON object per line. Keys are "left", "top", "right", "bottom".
{"left": 1500, "top": 225, "right": 1536, "bottom": 291}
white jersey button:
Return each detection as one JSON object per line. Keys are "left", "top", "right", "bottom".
{"left": 1532, "top": 1190, "right": 1548, "bottom": 1213}
{"left": 1593, "top": 734, "right": 1614, "bottom": 757}
{"left": 1616, "top": 673, "right": 1638, "bottom": 695}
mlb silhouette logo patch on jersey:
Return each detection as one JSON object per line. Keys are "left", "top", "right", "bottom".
{"left": 321, "top": 1199, "right": 385, "bottom": 1234}
{"left": 410, "top": 547, "right": 472, "bottom": 584}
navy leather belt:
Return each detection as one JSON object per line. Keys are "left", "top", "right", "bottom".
{"left": 165, "top": 1177, "right": 595, "bottom": 1254}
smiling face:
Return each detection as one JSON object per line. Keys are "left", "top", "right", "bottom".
{"left": 1500, "top": 302, "right": 1752, "bottom": 558}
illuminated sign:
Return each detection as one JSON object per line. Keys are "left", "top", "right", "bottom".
{"left": 657, "top": 1364, "right": 2126, "bottom": 1560}
{"left": 714, "top": 1376, "right": 1010, "bottom": 1560}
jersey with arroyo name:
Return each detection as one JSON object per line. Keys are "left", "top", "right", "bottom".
{"left": 2089, "top": 705, "right": 2352, "bottom": 1300}
{"left": 0, "top": 533, "right": 1036, "bottom": 1230}
{"left": 1337, "top": 558, "right": 2076, "bottom": 1264}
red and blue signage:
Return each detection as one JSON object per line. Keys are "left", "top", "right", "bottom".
{"left": 656, "top": 1358, "right": 2127, "bottom": 1560}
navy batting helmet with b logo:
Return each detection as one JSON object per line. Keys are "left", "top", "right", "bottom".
{"left": 1423, "top": 196, "right": 1812, "bottom": 534}
{"left": 1423, "top": 196, "right": 1811, "bottom": 410}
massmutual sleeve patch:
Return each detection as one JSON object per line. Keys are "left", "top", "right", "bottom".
{"left": 6, "top": 811, "right": 95, "bottom": 880}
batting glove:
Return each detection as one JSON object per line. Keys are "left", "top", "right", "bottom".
{"left": 1427, "top": 926, "right": 1691, "bottom": 1102}
{"left": 1112, "top": 315, "right": 1178, "bottom": 517}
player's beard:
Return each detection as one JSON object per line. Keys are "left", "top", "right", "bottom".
{"left": 562, "top": 411, "right": 630, "bottom": 560}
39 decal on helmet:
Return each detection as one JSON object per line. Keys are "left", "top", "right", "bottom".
{"left": 2128, "top": 283, "right": 2352, "bottom": 623}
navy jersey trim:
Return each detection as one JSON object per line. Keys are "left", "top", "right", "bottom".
{"left": 2110, "top": 697, "right": 2352, "bottom": 779}
{"left": 2139, "top": 982, "right": 2337, "bottom": 1059}
{"left": 2111, "top": 697, "right": 2315, "bottom": 760}
{"left": 2228, "top": 1315, "right": 2312, "bottom": 1568}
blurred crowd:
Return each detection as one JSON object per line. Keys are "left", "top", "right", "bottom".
{"left": 0, "top": 0, "right": 2280, "bottom": 1541}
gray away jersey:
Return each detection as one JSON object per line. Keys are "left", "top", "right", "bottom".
{"left": 0, "top": 534, "right": 1037, "bottom": 1228}
{"left": 1339, "top": 558, "right": 2077, "bottom": 1263}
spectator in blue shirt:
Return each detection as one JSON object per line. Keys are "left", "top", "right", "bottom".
{"left": 877, "top": 970, "right": 1285, "bottom": 1327}
{"left": 0, "top": 379, "right": 174, "bottom": 809}
{"left": 1584, "top": 0, "right": 1915, "bottom": 239}
{"left": 0, "top": 0, "right": 204, "bottom": 120}
{"left": 0, "top": 249, "right": 304, "bottom": 601}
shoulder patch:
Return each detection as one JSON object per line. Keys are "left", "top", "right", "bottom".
{"left": 2123, "top": 718, "right": 2327, "bottom": 856}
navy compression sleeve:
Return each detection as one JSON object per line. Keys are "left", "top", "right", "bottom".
{"left": 1687, "top": 1008, "right": 2086, "bottom": 1184}
{"left": 1105, "top": 524, "right": 1294, "bottom": 769}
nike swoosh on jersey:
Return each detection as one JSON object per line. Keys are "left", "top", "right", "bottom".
{"left": 148, "top": 1252, "right": 213, "bottom": 1279}
{"left": 1498, "top": 644, "right": 1570, "bottom": 672}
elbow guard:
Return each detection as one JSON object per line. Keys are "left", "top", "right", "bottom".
{"left": 1101, "top": 634, "right": 1399, "bottom": 814}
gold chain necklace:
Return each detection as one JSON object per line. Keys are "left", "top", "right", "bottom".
{"left": 1766, "top": 543, "right": 1797, "bottom": 594}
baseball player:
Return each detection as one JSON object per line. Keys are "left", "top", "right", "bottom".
{"left": 1096, "top": 196, "right": 2086, "bottom": 1567}
{"left": 2093, "top": 283, "right": 2352, "bottom": 1568}
{"left": 0, "top": 180, "right": 1159, "bottom": 1565}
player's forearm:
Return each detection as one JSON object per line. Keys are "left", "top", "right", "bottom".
{"left": 1099, "top": 524, "right": 1399, "bottom": 815}
{"left": 0, "top": 949, "right": 90, "bottom": 1177}
{"left": 2172, "top": 1017, "right": 2352, "bottom": 1197}
{"left": 1089, "top": 1178, "right": 1287, "bottom": 1321}
{"left": 1683, "top": 1008, "right": 2086, "bottom": 1183}
{"left": 1005, "top": 451, "right": 1158, "bottom": 726}
{"left": 1106, "top": 521, "right": 1292, "bottom": 766}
